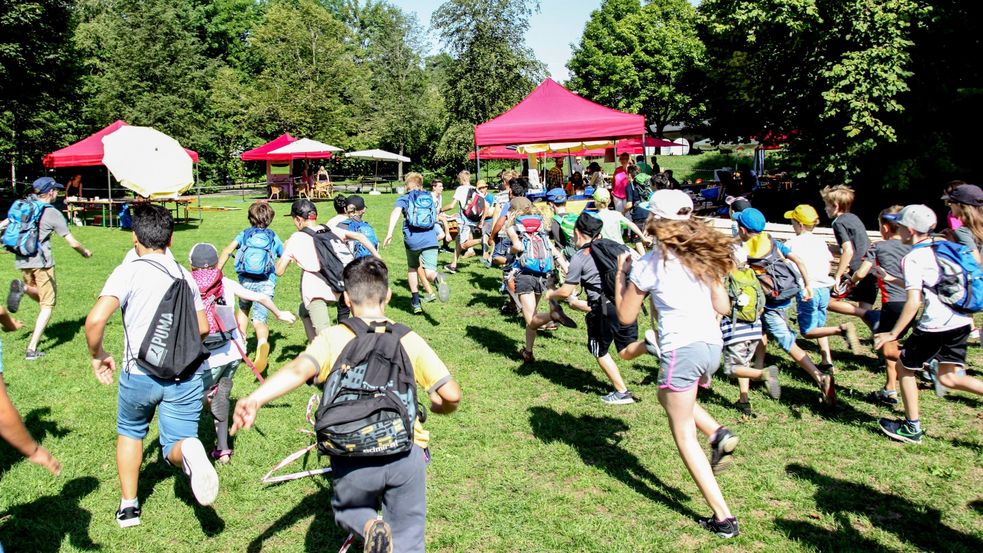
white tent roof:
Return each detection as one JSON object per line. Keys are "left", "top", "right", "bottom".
{"left": 344, "top": 149, "right": 410, "bottom": 163}
{"left": 269, "top": 138, "right": 342, "bottom": 156}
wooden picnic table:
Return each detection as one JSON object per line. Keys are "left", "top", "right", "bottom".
{"left": 66, "top": 197, "right": 198, "bottom": 227}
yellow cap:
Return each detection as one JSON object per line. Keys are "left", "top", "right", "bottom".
{"left": 784, "top": 204, "right": 820, "bottom": 226}
{"left": 746, "top": 233, "right": 774, "bottom": 258}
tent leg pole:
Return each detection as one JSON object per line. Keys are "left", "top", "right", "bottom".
{"left": 196, "top": 162, "right": 201, "bottom": 222}
{"left": 106, "top": 169, "right": 113, "bottom": 228}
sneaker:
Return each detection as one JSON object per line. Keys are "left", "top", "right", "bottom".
{"left": 519, "top": 347, "right": 535, "bottom": 363}
{"left": 24, "top": 349, "right": 45, "bottom": 361}
{"left": 6, "top": 279, "right": 25, "bottom": 313}
{"left": 928, "top": 359, "right": 948, "bottom": 397}
{"left": 709, "top": 427, "right": 739, "bottom": 474}
{"left": 841, "top": 322, "right": 861, "bottom": 354}
{"left": 817, "top": 362, "right": 835, "bottom": 375}
{"left": 421, "top": 293, "right": 438, "bottom": 304}
{"left": 699, "top": 515, "right": 740, "bottom": 539}
{"left": 210, "top": 449, "right": 233, "bottom": 465}
{"left": 644, "top": 329, "right": 661, "bottom": 357}
{"left": 444, "top": 264, "right": 458, "bottom": 274}
{"left": 115, "top": 505, "right": 142, "bottom": 528}
{"left": 548, "top": 299, "right": 577, "bottom": 328}
{"left": 181, "top": 438, "right": 220, "bottom": 506}
{"left": 869, "top": 388, "right": 899, "bottom": 406}
{"left": 735, "top": 400, "right": 754, "bottom": 417}
{"left": 601, "top": 390, "right": 635, "bottom": 405}
{"left": 819, "top": 372, "right": 836, "bottom": 406}
{"left": 252, "top": 342, "right": 270, "bottom": 375}
{"left": 210, "top": 377, "right": 233, "bottom": 422}
{"left": 878, "top": 418, "right": 923, "bottom": 444}
{"left": 363, "top": 517, "right": 393, "bottom": 553}
{"left": 411, "top": 302, "right": 423, "bottom": 314}
{"left": 436, "top": 273, "right": 450, "bottom": 303}
{"left": 764, "top": 364, "right": 781, "bottom": 400}
{"left": 481, "top": 258, "right": 492, "bottom": 268}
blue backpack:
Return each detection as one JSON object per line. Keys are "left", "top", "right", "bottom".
{"left": 515, "top": 214, "right": 554, "bottom": 275}
{"left": 343, "top": 218, "right": 378, "bottom": 259}
{"left": 234, "top": 228, "right": 277, "bottom": 277}
{"left": 2, "top": 197, "right": 50, "bottom": 257}
{"left": 405, "top": 190, "right": 436, "bottom": 230}
{"left": 913, "top": 240, "right": 983, "bottom": 314}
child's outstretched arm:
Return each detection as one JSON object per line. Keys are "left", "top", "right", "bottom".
{"left": 230, "top": 282, "right": 296, "bottom": 324}
{"left": 217, "top": 239, "right": 239, "bottom": 271}
{"left": 231, "top": 355, "right": 319, "bottom": 434}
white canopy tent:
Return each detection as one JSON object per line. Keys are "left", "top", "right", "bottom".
{"left": 269, "top": 138, "right": 343, "bottom": 157}
{"left": 344, "top": 149, "right": 411, "bottom": 194}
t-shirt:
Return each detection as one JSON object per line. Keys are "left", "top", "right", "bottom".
{"left": 784, "top": 231, "right": 835, "bottom": 288}
{"left": 99, "top": 254, "right": 205, "bottom": 376}
{"left": 234, "top": 227, "right": 284, "bottom": 282}
{"left": 202, "top": 277, "right": 247, "bottom": 368}
{"left": 452, "top": 185, "right": 473, "bottom": 214}
{"left": 282, "top": 229, "right": 337, "bottom": 305}
{"left": 902, "top": 242, "right": 974, "bottom": 332}
{"left": 720, "top": 316, "right": 763, "bottom": 346}
{"left": 832, "top": 213, "right": 870, "bottom": 272}
{"left": 122, "top": 247, "right": 174, "bottom": 264}
{"left": 597, "top": 209, "right": 629, "bottom": 244}
{"left": 306, "top": 320, "right": 452, "bottom": 449}
{"left": 952, "top": 227, "right": 982, "bottom": 253}
{"left": 625, "top": 181, "right": 649, "bottom": 223}
{"left": 565, "top": 247, "right": 603, "bottom": 303}
{"left": 15, "top": 203, "right": 69, "bottom": 269}
{"left": 394, "top": 193, "right": 438, "bottom": 251}
{"left": 864, "top": 239, "right": 910, "bottom": 303}
{"left": 612, "top": 167, "right": 629, "bottom": 200}
{"left": 630, "top": 248, "right": 723, "bottom": 352}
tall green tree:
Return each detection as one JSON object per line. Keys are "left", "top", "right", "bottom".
{"left": 567, "top": 0, "right": 704, "bottom": 137}
{"left": 432, "top": 0, "right": 546, "bottom": 169}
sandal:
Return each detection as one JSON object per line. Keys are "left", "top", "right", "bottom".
{"left": 210, "top": 449, "right": 233, "bottom": 464}
{"left": 519, "top": 348, "right": 535, "bottom": 363}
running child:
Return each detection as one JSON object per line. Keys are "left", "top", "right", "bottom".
{"left": 444, "top": 170, "right": 485, "bottom": 273}
{"left": 591, "top": 188, "right": 649, "bottom": 252}
{"left": 943, "top": 183, "right": 983, "bottom": 262}
{"left": 821, "top": 185, "right": 877, "bottom": 324}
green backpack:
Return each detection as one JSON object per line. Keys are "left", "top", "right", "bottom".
{"left": 727, "top": 268, "right": 766, "bottom": 323}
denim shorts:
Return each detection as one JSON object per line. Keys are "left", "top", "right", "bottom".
{"left": 238, "top": 277, "right": 276, "bottom": 324}
{"left": 763, "top": 307, "right": 797, "bottom": 353}
{"left": 117, "top": 371, "right": 204, "bottom": 457}
{"left": 797, "top": 286, "right": 831, "bottom": 334}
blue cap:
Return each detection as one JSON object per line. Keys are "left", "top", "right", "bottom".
{"left": 546, "top": 188, "right": 567, "bottom": 204}
{"left": 732, "top": 207, "right": 767, "bottom": 233}
{"left": 32, "top": 176, "right": 64, "bottom": 194}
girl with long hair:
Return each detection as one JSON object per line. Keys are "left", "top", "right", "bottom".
{"left": 614, "top": 190, "right": 741, "bottom": 539}
{"left": 945, "top": 183, "right": 983, "bottom": 263}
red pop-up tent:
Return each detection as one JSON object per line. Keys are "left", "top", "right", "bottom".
{"left": 240, "top": 133, "right": 297, "bottom": 161}
{"left": 43, "top": 120, "right": 199, "bottom": 167}
{"left": 475, "top": 79, "right": 645, "bottom": 147}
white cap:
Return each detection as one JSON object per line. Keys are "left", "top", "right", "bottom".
{"left": 649, "top": 189, "right": 694, "bottom": 221}
{"left": 896, "top": 204, "right": 937, "bottom": 234}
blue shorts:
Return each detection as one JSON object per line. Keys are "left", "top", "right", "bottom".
{"left": 763, "top": 307, "right": 797, "bottom": 353}
{"left": 238, "top": 277, "right": 276, "bottom": 324}
{"left": 117, "top": 371, "right": 204, "bottom": 458}
{"left": 797, "top": 287, "right": 831, "bottom": 334}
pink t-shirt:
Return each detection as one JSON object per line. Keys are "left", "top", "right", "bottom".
{"left": 282, "top": 230, "right": 336, "bottom": 305}
{"left": 612, "top": 166, "right": 629, "bottom": 199}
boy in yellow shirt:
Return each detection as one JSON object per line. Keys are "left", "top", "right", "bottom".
{"left": 232, "top": 257, "right": 461, "bottom": 553}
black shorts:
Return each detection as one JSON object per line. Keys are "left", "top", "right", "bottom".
{"left": 848, "top": 273, "right": 878, "bottom": 305}
{"left": 900, "top": 324, "right": 971, "bottom": 369}
{"left": 876, "top": 301, "right": 913, "bottom": 339}
{"left": 586, "top": 301, "right": 639, "bottom": 358}
{"left": 513, "top": 273, "right": 546, "bottom": 296}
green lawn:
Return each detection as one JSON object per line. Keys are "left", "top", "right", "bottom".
{"left": 0, "top": 193, "right": 980, "bottom": 552}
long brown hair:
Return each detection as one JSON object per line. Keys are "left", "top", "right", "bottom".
{"left": 957, "top": 203, "right": 983, "bottom": 246}
{"left": 645, "top": 218, "right": 737, "bottom": 285}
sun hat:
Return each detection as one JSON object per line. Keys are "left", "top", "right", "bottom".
{"left": 896, "top": 204, "right": 937, "bottom": 234}
{"left": 546, "top": 188, "right": 567, "bottom": 204}
{"left": 648, "top": 189, "right": 693, "bottom": 221}
{"left": 942, "top": 184, "right": 983, "bottom": 207}
{"left": 732, "top": 207, "right": 767, "bottom": 233}
{"left": 189, "top": 243, "right": 219, "bottom": 268}
{"left": 784, "top": 204, "right": 820, "bottom": 226}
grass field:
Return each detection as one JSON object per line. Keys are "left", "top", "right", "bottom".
{"left": 0, "top": 192, "right": 980, "bottom": 552}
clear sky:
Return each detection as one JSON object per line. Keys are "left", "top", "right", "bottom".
{"left": 390, "top": 0, "right": 601, "bottom": 83}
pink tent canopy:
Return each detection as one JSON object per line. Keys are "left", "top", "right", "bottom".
{"left": 474, "top": 79, "right": 645, "bottom": 147}
{"left": 240, "top": 133, "right": 297, "bottom": 162}
{"left": 43, "top": 120, "right": 199, "bottom": 167}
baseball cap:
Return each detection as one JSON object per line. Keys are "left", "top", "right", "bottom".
{"left": 289, "top": 198, "right": 318, "bottom": 219}
{"left": 32, "top": 176, "right": 64, "bottom": 194}
{"left": 942, "top": 184, "right": 983, "bottom": 207}
{"left": 189, "top": 243, "right": 219, "bottom": 268}
{"left": 546, "top": 188, "right": 567, "bottom": 204}
{"left": 634, "top": 172, "right": 651, "bottom": 186}
{"left": 648, "top": 189, "right": 693, "bottom": 221}
{"left": 784, "top": 204, "right": 820, "bottom": 226}
{"left": 575, "top": 211, "right": 603, "bottom": 238}
{"left": 732, "top": 207, "right": 767, "bottom": 233}
{"left": 345, "top": 195, "right": 366, "bottom": 211}
{"left": 896, "top": 204, "right": 937, "bottom": 234}
{"left": 725, "top": 195, "right": 752, "bottom": 213}
{"left": 592, "top": 187, "right": 611, "bottom": 203}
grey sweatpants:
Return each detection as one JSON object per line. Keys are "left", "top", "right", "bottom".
{"left": 330, "top": 445, "right": 427, "bottom": 553}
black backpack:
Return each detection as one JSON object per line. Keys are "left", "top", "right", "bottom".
{"left": 126, "top": 259, "right": 209, "bottom": 380}
{"left": 747, "top": 241, "right": 801, "bottom": 304}
{"left": 314, "top": 318, "right": 423, "bottom": 457}
{"left": 301, "top": 226, "right": 355, "bottom": 294}
{"left": 587, "top": 238, "right": 630, "bottom": 301}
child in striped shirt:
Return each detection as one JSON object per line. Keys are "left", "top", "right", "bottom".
{"left": 720, "top": 313, "right": 781, "bottom": 416}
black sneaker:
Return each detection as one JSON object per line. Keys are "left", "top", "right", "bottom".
{"left": 6, "top": 279, "right": 25, "bottom": 313}
{"left": 710, "top": 427, "right": 739, "bottom": 474}
{"left": 116, "top": 505, "right": 141, "bottom": 528}
{"left": 363, "top": 517, "right": 393, "bottom": 553}
{"left": 699, "top": 515, "right": 740, "bottom": 538}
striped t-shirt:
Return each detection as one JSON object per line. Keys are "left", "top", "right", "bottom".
{"left": 720, "top": 316, "right": 763, "bottom": 346}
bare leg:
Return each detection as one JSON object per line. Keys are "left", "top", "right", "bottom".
{"left": 938, "top": 364, "right": 983, "bottom": 395}
{"left": 789, "top": 343, "right": 823, "bottom": 385}
{"left": 596, "top": 353, "right": 628, "bottom": 392}
{"left": 882, "top": 341, "right": 899, "bottom": 391}
{"left": 117, "top": 435, "right": 143, "bottom": 500}
{"left": 897, "top": 365, "right": 919, "bottom": 421}
{"left": 736, "top": 377, "right": 751, "bottom": 403}
{"left": 618, "top": 341, "right": 647, "bottom": 360}
{"left": 520, "top": 293, "right": 551, "bottom": 352}
{"left": 415, "top": 267, "right": 434, "bottom": 296}
{"left": 407, "top": 270, "right": 419, "bottom": 294}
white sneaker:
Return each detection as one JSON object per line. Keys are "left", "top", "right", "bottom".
{"left": 182, "top": 438, "right": 219, "bottom": 506}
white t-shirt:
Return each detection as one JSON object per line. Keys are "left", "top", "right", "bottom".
{"left": 282, "top": 229, "right": 337, "bottom": 305}
{"left": 204, "top": 277, "right": 248, "bottom": 368}
{"left": 902, "top": 244, "right": 974, "bottom": 331}
{"left": 122, "top": 247, "right": 174, "bottom": 264}
{"left": 99, "top": 254, "right": 204, "bottom": 376}
{"left": 453, "top": 185, "right": 475, "bottom": 218}
{"left": 630, "top": 248, "right": 722, "bottom": 352}
{"left": 784, "top": 232, "right": 835, "bottom": 288}
{"left": 597, "top": 209, "right": 629, "bottom": 244}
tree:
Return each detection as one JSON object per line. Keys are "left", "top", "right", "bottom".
{"left": 432, "top": 0, "right": 546, "bottom": 170}
{"left": 567, "top": 0, "right": 704, "bottom": 137}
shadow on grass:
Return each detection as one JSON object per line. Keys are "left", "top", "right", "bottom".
{"left": 42, "top": 315, "right": 87, "bottom": 349}
{"left": 136, "top": 438, "right": 225, "bottom": 537}
{"left": 463, "top": 325, "right": 517, "bottom": 358}
{"left": 517, "top": 360, "right": 611, "bottom": 395}
{"left": 246, "top": 480, "right": 350, "bottom": 553}
{"left": 945, "top": 393, "right": 983, "bottom": 409}
{"left": 0, "top": 407, "right": 70, "bottom": 477}
{"left": 528, "top": 407, "right": 700, "bottom": 520}
{"left": 970, "top": 499, "right": 983, "bottom": 515}
{"left": 389, "top": 295, "right": 439, "bottom": 325}
{"left": 467, "top": 292, "right": 504, "bottom": 310}
{"left": 466, "top": 270, "right": 502, "bottom": 291}
{"left": 777, "top": 463, "right": 983, "bottom": 552}
{"left": 0, "top": 476, "right": 99, "bottom": 552}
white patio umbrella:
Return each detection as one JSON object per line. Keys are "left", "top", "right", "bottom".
{"left": 268, "top": 138, "right": 342, "bottom": 158}
{"left": 101, "top": 126, "right": 194, "bottom": 199}
{"left": 344, "top": 149, "right": 411, "bottom": 194}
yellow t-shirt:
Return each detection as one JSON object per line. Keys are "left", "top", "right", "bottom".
{"left": 304, "top": 319, "right": 452, "bottom": 449}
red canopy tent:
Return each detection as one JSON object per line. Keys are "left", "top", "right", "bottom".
{"left": 240, "top": 133, "right": 297, "bottom": 162}
{"left": 43, "top": 120, "right": 199, "bottom": 167}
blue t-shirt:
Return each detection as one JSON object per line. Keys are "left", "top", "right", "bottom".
{"left": 395, "top": 193, "right": 439, "bottom": 251}
{"left": 234, "top": 227, "right": 284, "bottom": 282}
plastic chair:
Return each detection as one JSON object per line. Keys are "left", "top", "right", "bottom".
{"left": 268, "top": 184, "right": 281, "bottom": 200}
